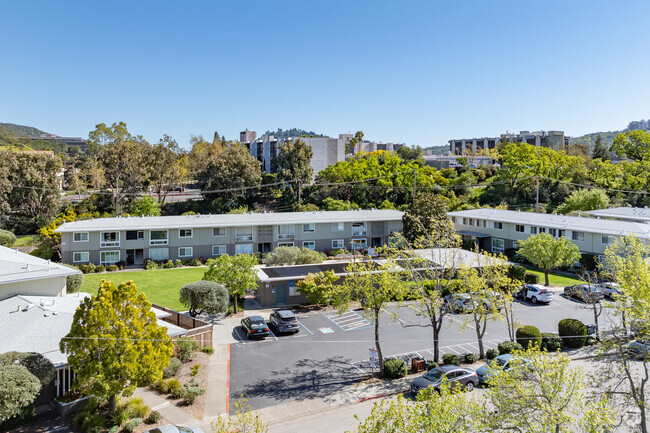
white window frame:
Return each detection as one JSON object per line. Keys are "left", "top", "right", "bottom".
{"left": 73, "top": 251, "right": 89, "bottom": 263}
{"left": 303, "top": 241, "right": 315, "bottom": 250}
{"left": 531, "top": 226, "right": 538, "bottom": 234}
{"left": 332, "top": 222, "right": 344, "bottom": 232}
{"left": 73, "top": 232, "right": 89, "bottom": 242}
{"left": 178, "top": 247, "right": 193, "bottom": 257}
{"left": 126, "top": 230, "right": 144, "bottom": 240}
{"left": 602, "top": 235, "right": 615, "bottom": 245}
{"left": 515, "top": 224, "right": 525, "bottom": 233}
{"left": 332, "top": 239, "right": 344, "bottom": 249}
{"left": 148, "top": 248, "right": 169, "bottom": 261}
{"left": 352, "top": 222, "right": 367, "bottom": 236}
{"left": 549, "top": 228, "right": 557, "bottom": 237}
{"left": 150, "top": 230, "right": 169, "bottom": 246}
{"left": 235, "top": 243, "right": 253, "bottom": 255}
{"left": 179, "top": 229, "right": 193, "bottom": 238}
{"left": 236, "top": 227, "right": 253, "bottom": 242}
{"left": 351, "top": 238, "right": 367, "bottom": 250}
{"left": 100, "top": 231, "right": 120, "bottom": 248}
{"left": 572, "top": 231, "right": 585, "bottom": 241}
{"left": 512, "top": 241, "right": 519, "bottom": 250}
{"left": 277, "top": 242, "right": 294, "bottom": 248}
{"left": 212, "top": 245, "right": 226, "bottom": 256}
{"left": 491, "top": 238, "right": 504, "bottom": 253}
{"left": 482, "top": 220, "right": 488, "bottom": 228}
{"left": 303, "top": 223, "right": 315, "bottom": 233}
{"left": 212, "top": 227, "right": 226, "bottom": 237}
{"left": 493, "top": 222, "right": 503, "bottom": 230}
{"left": 100, "top": 250, "right": 120, "bottom": 265}
{"left": 462, "top": 218, "right": 468, "bottom": 225}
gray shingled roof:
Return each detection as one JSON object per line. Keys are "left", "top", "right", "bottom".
{"left": 586, "top": 207, "right": 650, "bottom": 222}
{"left": 54, "top": 209, "right": 404, "bottom": 233}
{"left": 0, "top": 246, "right": 81, "bottom": 285}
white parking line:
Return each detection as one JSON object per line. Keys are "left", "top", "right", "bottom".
{"left": 298, "top": 320, "right": 313, "bottom": 335}
{"left": 267, "top": 328, "right": 278, "bottom": 341}
{"left": 233, "top": 327, "right": 246, "bottom": 344}
{"left": 446, "top": 346, "right": 461, "bottom": 354}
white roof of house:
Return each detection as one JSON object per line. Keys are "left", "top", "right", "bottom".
{"left": 54, "top": 209, "right": 404, "bottom": 233}
{"left": 411, "top": 248, "right": 505, "bottom": 268}
{"left": 0, "top": 246, "right": 81, "bottom": 285}
{"left": 586, "top": 207, "right": 650, "bottom": 222}
{"left": 448, "top": 209, "right": 650, "bottom": 239}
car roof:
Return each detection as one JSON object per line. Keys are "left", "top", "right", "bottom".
{"left": 275, "top": 310, "right": 295, "bottom": 318}
{"left": 496, "top": 354, "right": 514, "bottom": 361}
{"left": 248, "top": 315, "right": 266, "bottom": 322}
{"left": 436, "top": 365, "right": 469, "bottom": 373}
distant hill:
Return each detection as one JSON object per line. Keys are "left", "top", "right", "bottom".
{"left": 569, "top": 118, "right": 650, "bottom": 149}
{"left": 0, "top": 122, "right": 48, "bottom": 137}
{"left": 423, "top": 144, "right": 450, "bottom": 155}
{"left": 263, "top": 128, "right": 327, "bottom": 139}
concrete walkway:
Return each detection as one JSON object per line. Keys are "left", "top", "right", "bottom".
{"left": 132, "top": 387, "right": 200, "bottom": 426}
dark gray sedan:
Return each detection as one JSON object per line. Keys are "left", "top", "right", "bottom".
{"left": 411, "top": 365, "right": 478, "bottom": 395}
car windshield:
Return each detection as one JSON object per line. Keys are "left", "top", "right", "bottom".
{"left": 251, "top": 321, "right": 266, "bottom": 328}
{"left": 423, "top": 369, "right": 444, "bottom": 381}
{"left": 178, "top": 428, "right": 193, "bottom": 433}
{"left": 495, "top": 358, "right": 509, "bottom": 367}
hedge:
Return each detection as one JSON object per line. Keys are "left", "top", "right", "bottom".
{"left": 542, "top": 332, "right": 563, "bottom": 351}
{"left": 442, "top": 353, "right": 460, "bottom": 366}
{"left": 0, "top": 229, "right": 16, "bottom": 247}
{"left": 486, "top": 348, "right": 499, "bottom": 360}
{"left": 498, "top": 341, "right": 523, "bottom": 355}
{"left": 516, "top": 325, "right": 542, "bottom": 349}
{"left": 383, "top": 359, "right": 407, "bottom": 379}
{"left": 558, "top": 318, "right": 587, "bottom": 348}
{"left": 509, "top": 265, "right": 526, "bottom": 281}
{"left": 524, "top": 272, "right": 540, "bottom": 284}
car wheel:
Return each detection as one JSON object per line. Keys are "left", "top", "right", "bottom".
{"left": 465, "top": 381, "right": 474, "bottom": 392}
{"left": 531, "top": 297, "right": 538, "bottom": 304}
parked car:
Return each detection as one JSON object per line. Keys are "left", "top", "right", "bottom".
{"left": 475, "top": 290, "right": 504, "bottom": 311}
{"left": 476, "top": 354, "right": 530, "bottom": 385}
{"left": 628, "top": 339, "right": 650, "bottom": 359}
{"left": 563, "top": 284, "right": 604, "bottom": 303}
{"left": 515, "top": 284, "right": 554, "bottom": 304}
{"left": 269, "top": 310, "right": 300, "bottom": 334}
{"left": 443, "top": 293, "right": 474, "bottom": 313}
{"left": 411, "top": 366, "right": 479, "bottom": 395}
{"left": 240, "top": 316, "right": 270, "bottom": 339}
{"left": 596, "top": 282, "right": 622, "bottom": 300}
{"left": 144, "top": 427, "right": 205, "bottom": 433}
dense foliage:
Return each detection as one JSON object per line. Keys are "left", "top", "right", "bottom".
{"left": 179, "top": 280, "right": 229, "bottom": 317}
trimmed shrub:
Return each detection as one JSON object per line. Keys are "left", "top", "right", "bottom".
{"left": 179, "top": 281, "right": 229, "bottom": 317}
{"left": 383, "top": 359, "right": 407, "bottom": 379}
{"left": 145, "top": 410, "right": 161, "bottom": 424}
{"left": 442, "top": 353, "right": 460, "bottom": 366}
{"left": 486, "top": 348, "right": 499, "bottom": 360}
{"left": 94, "top": 265, "right": 106, "bottom": 273}
{"left": 123, "top": 417, "right": 142, "bottom": 433}
{"left": 462, "top": 353, "right": 479, "bottom": 363}
{"left": 145, "top": 261, "right": 158, "bottom": 270}
{"left": 542, "top": 332, "right": 563, "bottom": 351}
{"left": 107, "top": 264, "right": 119, "bottom": 272}
{"left": 78, "top": 263, "right": 96, "bottom": 274}
{"left": 115, "top": 261, "right": 126, "bottom": 270}
{"left": 0, "top": 365, "right": 41, "bottom": 424}
{"left": 295, "top": 248, "right": 325, "bottom": 265}
{"left": 509, "top": 265, "right": 526, "bottom": 282}
{"left": 524, "top": 272, "right": 540, "bottom": 284}
{"left": 498, "top": 341, "right": 523, "bottom": 355}
{"left": 0, "top": 351, "right": 55, "bottom": 387}
{"left": 66, "top": 272, "right": 84, "bottom": 293}
{"left": 187, "top": 258, "right": 201, "bottom": 266}
{"left": 0, "top": 229, "right": 16, "bottom": 247}
{"left": 201, "top": 346, "right": 215, "bottom": 355}
{"left": 163, "top": 357, "right": 181, "bottom": 378}
{"left": 424, "top": 360, "right": 438, "bottom": 370}
{"left": 516, "top": 325, "right": 542, "bottom": 349}
{"left": 177, "top": 338, "right": 200, "bottom": 363}
{"left": 265, "top": 246, "right": 325, "bottom": 266}
{"left": 558, "top": 318, "right": 587, "bottom": 348}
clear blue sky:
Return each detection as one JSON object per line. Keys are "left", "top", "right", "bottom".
{"left": 1, "top": 0, "right": 648, "bottom": 149}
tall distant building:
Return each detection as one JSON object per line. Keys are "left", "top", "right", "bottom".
{"left": 449, "top": 130, "right": 569, "bottom": 155}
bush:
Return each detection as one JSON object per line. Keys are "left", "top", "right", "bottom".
{"left": 152, "top": 378, "right": 183, "bottom": 395}
{"left": 177, "top": 338, "right": 200, "bottom": 363}
{"left": 95, "top": 265, "right": 106, "bottom": 273}
{"left": 516, "top": 325, "right": 542, "bottom": 349}
{"left": 295, "top": 248, "right": 325, "bottom": 265}
{"left": 145, "top": 410, "right": 161, "bottom": 424}
{"left": 183, "top": 389, "right": 201, "bottom": 405}
{"left": 498, "top": 341, "right": 523, "bottom": 355}
{"left": 265, "top": 246, "right": 325, "bottom": 266}
{"left": 462, "top": 353, "right": 479, "bottom": 364}
{"left": 73, "top": 411, "right": 106, "bottom": 433}
{"left": 0, "top": 364, "right": 41, "bottom": 424}
{"left": 383, "top": 359, "right": 407, "bottom": 379}
{"left": 163, "top": 357, "right": 181, "bottom": 378}
{"left": 121, "top": 397, "right": 149, "bottom": 419}
{"left": 424, "top": 360, "right": 438, "bottom": 370}
{"left": 107, "top": 264, "right": 119, "bottom": 272}
{"left": 122, "top": 417, "right": 143, "bottom": 433}
{"left": 111, "top": 407, "right": 129, "bottom": 426}
{"left": 509, "top": 265, "right": 526, "bottom": 282}
{"left": 170, "top": 386, "right": 186, "bottom": 399}
{"left": 145, "top": 261, "right": 158, "bottom": 270}
{"left": 201, "top": 346, "right": 215, "bottom": 355}
{"left": 115, "top": 261, "right": 126, "bottom": 270}
{"left": 558, "top": 318, "right": 587, "bottom": 348}
{"left": 0, "top": 351, "right": 55, "bottom": 387}
{"left": 0, "top": 229, "right": 16, "bottom": 247}
{"left": 191, "top": 364, "right": 200, "bottom": 376}
{"left": 187, "top": 258, "right": 201, "bottom": 266}
{"left": 78, "top": 263, "right": 96, "bottom": 274}
{"left": 108, "top": 426, "right": 120, "bottom": 433}
{"left": 179, "top": 281, "right": 229, "bottom": 317}
{"left": 542, "top": 332, "right": 563, "bottom": 351}
{"left": 486, "top": 348, "right": 499, "bottom": 360}
{"left": 65, "top": 270, "right": 84, "bottom": 293}
{"left": 524, "top": 272, "right": 540, "bottom": 284}
{"left": 442, "top": 353, "right": 460, "bottom": 366}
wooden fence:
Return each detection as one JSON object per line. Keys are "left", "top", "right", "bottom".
{"left": 152, "top": 304, "right": 213, "bottom": 349}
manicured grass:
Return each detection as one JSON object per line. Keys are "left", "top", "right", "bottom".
{"left": 80, "top": 267, "right": 207, "bottom": 310}
{"left": 521, "top": 265, "right": 584, "bottom": 287}
{"left": 13, "top": 235, "right": 39, "bottom": 247}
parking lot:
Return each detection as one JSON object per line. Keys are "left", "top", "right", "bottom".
{"left": 230, "top": 294, "right": 620, "bottom": 412}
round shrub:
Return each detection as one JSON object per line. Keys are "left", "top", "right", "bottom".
{"left": 486, "top": 348, "right": 499, "bottom": 360}
{"left": 509, "top": 265, "right": 526, "bottom": 281}
{"left": 383, "top": 359, "right": 407, "bottom": 379}
{"left": 0, "top": 352, "right": 55, "bottom": 388}
{"left": 0, "top": 364, "right": 41, "bottom": 424}
{"left": 558, "top": 318, "right": 587, "bottom": 348}
{"left": 463, "top": 353, "right": 479, "bottom": 364}
{"left": 516, "top": 325, "right": 542, "bottom": 349}
{"left": 542, "top": 332, "right": 563, "bottom": 351}
{"left": 66, "top": 272, "right": 84, "bottom": 293}
{"left": 94, "top": 265, "right": 106, "bottom": 273}
{"left": 201, "top": 346, "right": 215, "bottom": 355}
{"left": 0, "top": 229, "right": 16, "bottom": 247}
{"left": 107, "top": 264, "right": 119, "bottom": 272}
{"left": 442, "top": 353, "right": 460, "bottom": 366}
{"left": 179, "top": 281, "right": 229, "bottom": 317}
{"left": 145, "top": 261, "right": 158, "bottom": 270}
{"left": 498, "top": 341, "right": 523, "bottom": 355}
{"left": 425, "top": 360, "right": 438, "bottom": 370}
{"left": 163, "top": 357, "right": 181, "bottom": 379}
{"left": 108, "top": 426, "right": 120, "bottom": 433}
{"left": 146, "top": 410, "right": 161, "bottom": 424}
{"left": 524, "top": 272, "right": 540, "bottom": 284}
{"left": 78, "top": 263, "right": 96, "bottom": 274}
{"left": 123, "top": 418, "right": 142, "bottom": 433}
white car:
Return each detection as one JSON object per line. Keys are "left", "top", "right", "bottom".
{"left": 516, "top": 284, "right": 554, "bottom": 304}
{"left": 596, "top": 282, "right": 622, "bottom": 300}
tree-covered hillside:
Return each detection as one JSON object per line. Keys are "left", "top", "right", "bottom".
{"left": 0, "top": 122, "right": 47, "bottom": 137}
{"left": 423, "top": 144, "right": 450, "bottom": 155}
{"left": 263, "top": 128, "right": 327, "bottom": 139}
{"left": 570, "top": 118, "right": 650, "bottom": 149}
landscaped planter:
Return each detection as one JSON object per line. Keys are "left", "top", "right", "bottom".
{"left": 51, "top": 395, "right": 90, "bottom": 417}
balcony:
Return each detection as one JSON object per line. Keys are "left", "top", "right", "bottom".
{"left": 278, "top": 234, "right": 294, "bottom": 241}
{"left": 352, "top": 230, "right": 367, "bottom": 236}
{"left": 236, "top": 234, "right": 253, "bottom": 242}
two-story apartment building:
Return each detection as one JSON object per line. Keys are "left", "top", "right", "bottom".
{"left": 55, "top": 210, "right": 404, "bottom": 266}
{"left": 586, "top": 207, "right": 650, "bottom": 224}
{"left": 448, "top": 208, "right": 650, "bottom": 260}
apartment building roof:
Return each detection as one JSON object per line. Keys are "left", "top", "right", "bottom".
{"left": 448, "top": 209, "right": 650, "bottom": 239}
{"left": 586, "top": 207, "right": 650, "bottom": 223}
{"left": 0, "top": 246, "right": 81, "bottom": 285}
{"left": 54, "top": 209, "right": 404, "bottom": 233}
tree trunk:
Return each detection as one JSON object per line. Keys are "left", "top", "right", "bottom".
{"left": 234, "top": 294, "right": 239, "bottom": 314}
{"left": 476, "top": 322, "right": 485, "bottom": 359}
{"left": 108, "top": 394, "right": 116, "bottom": 413}
{"left": 544, "top": 271, "right": 550, "bottom": 286}
{"left": 375, "top": 311, "right": 384, "bottom": 377}
{"left": 432, "top": 326, "right": 440, "bottom": 364}
{"left": 593, "top": 304, "right": 600, "bottom": 341}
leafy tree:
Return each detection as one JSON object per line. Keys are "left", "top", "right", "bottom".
{"left": 346, "top": 130, "right": 364, "bottom": 154}
{"left": 60, "top": 280, "right": 174, "bottom": 412}
{"left": 129, "top": 196, "right": 161, "bottom": 217}
{"left": 321, "top": 197, "right": 358, "bottom": 211}
{"left": 592, "top": 135, "right": 609, "bottom": 160}
{"left": 187, "top": 134, "right": 223, "bottom": 178}
{"left": 567, "top": 142, "right": 591, "bottom": 161}
{"left": 0, "top": 364, "right": 41, "bottom": 424}
{"left": 556, "top": 188, "right": 610, "bottom": 214}
{"left": 295, "top": 271, "right": 339, "bottom": 306}
{"left": 0, "top": 352, "right": 55, "bottom": 387}
{"left": 272, "top": 137, "right": 314, "bottom": 186}
{"left": 179, "top": 280, "right": 229, "bottom": 317}
{"left": 148, "top": 134, "right": 185, "bottom": 205}
{"left": 265, "top": 246, "right": 324, "bottom": 266}
{"left": 395, "top": 145, "right": 424, "bottom": 162}
{"left": 517, "top": 233, "right": 582, "bottom": 286}
{"left": 203, "top": 254, "right": 260, "bottom": 314}
{"left": 0, "top": 229, "right": 16, "bottom": 247}
{"left": 211, "top": 398, "right": 268, "bottom": 433}
{"left": 402, "top": 192, "right": 454, "bottom": 245}
{"left": 612, "top": 129, "right": 650, "bottom": 161}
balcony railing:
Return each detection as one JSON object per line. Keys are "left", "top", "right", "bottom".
{"left": 236, "top": 234, "right": 253, "bottom": 242}
{"left": 352, "top": 230, "right": 367, "bottom": 236}
{"left": 278, "top": 234, "right": 294, "bottom": 240}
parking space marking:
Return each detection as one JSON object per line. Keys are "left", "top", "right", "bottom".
{"left": 446, "top": 346, "right": 461, "bottom": 354}
{"left": 298, "top": 320, "right": 313, "bottom": 335}
{"left": 267, "top": 328, "right": 279, "bottom": 341}
{"left": 322, "top": 310, "right": 373, "bottom": 331}
{"left": 319, "top": 327, "right": 334, "bottom": 334}
{"left": 233, "top": 327, "right": 246, "bottom": 344}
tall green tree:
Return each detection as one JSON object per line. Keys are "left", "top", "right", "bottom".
{"left": 203, "top": 254, "right": 260, "bottom": 314}
{"left": 60, "top": 280, "right": 173, "bottom": 412}
{"left": 592, "top": 135, "right": 609, "bottom": 160}
{"left": 556, "top": 188, "right": 610, "bottom": 214}
{"left": 272, "top": 138, "right": 313, "bottom": 205}
{"left": 129, "top": 195, "right": 161, "bottom": 216}
{"left": 612, "top": 129, "right": 650, "bottom": 161}
{"left": 148, "top": 134, "right": 185, "bottom": 205}
{"left": 402, "top": 192, "right": 454, "bottom": 245}
{"left": 517, "top": 233, "right": 582, "bottom": 286}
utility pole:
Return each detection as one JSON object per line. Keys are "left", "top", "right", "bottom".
{"left": 413, "top": 169, "right": 417, "bottom": 203}
{"left": 535, "top": 176, "right": 539, "bottom": 211}
{"left": 297, "top": 179, "right": 302, "bottom": 206}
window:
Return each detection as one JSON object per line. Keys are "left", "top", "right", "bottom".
{"left": 100, "top": 250, "right": 120, "bottom": 264}
{"left": 332, "top": 239, "right": 344, "bottom": 249}
{"left": 278, "top": 225, "right": 294, "bottom": 240}
{"left": 236, "top": 227, "right": 253, "bottom": 242}
{"left": 602, "top": 235, "right": 615, "bottom": 245}
{"left": 179, "top": 229, "right": 192, "bottom": 238}
{"left": 73, "top": 232, "right": 88, "bottom": 242}
{"left": 303, "top": 241, "right": 315, "bottom": 250}
{"left": 482, "top": 220, "right": 488, "bottom": 228}
{"left": 289, "top": 284, "right": 301, "bottom": 297}
{"left": 73, "top": 252, "right": 89, "bottom": 263}
{"left": 559, "top": 230, "right": 566, "bottom": 238}
{"left": 512, "top": 241, "right": 519, "bottom": 249}
{"left": 178, "top": 247, "right": 193, "bottom": 257}
{"left": 332, "top": 222, "right": 344, "bottom": 232}
{"left": 150, "top": 230, "right": 168, "bottom": 245}
{"left": 515, "top": 224, "right": 525, "bottom": 233}
{"left": 450, "top": 216, "right": 456, "bottom": 223}
{"left": 531, "top": 226, "right": 538, "bottom": 234}
{"left": 468, "top": 219, "right": 474, "bottom": 226}
{"left": 351, "top": 238, "right": 367, "bottom": 250}
{"left": 303, "top": 223, "right": 315, "bottom": 233}
{"left": 277, "top": 242, "right": 294, "bottom": 247}
{"left": 126, "top": 231, "right": 144, "bottom": 240}
{"left": 539, "top": 227, "right": 546, "bottom": 233}
{"left": 148, "top": 248, "right": 169, "bottom": 261}
{"left": 212, "top": 245, "right": 226, "bottom": 256}
{"left": 101, "top": 232, "right": 120, "bottom": 248}
{"left": 352, "top": 222, "right": 366, "bottom": 236}
{"left": 493, "top": 222, "right": 503, "bottom": 230}
{"left": 549, "top": 228, "right": 557, "bottom": 237}
{"left": 492, "top": 238, "right": 505, "bottom": 253}
{"left": 462, "top": 218, "right": 468, "bottom": 225}
{"left": 213, "top": 227, "right": 226, "bottom": 237}
{"left": 572, "top": 231, "right": 585, "bottom": 241}
{"left": 235, "top": 244, "right": 253, "bottom": 255}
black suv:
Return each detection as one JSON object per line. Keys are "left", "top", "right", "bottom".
{"left": 269, "top": 310, "right": 300, "bottom": 334}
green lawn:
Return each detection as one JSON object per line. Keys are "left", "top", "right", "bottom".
{"left": 80, "top": 267, "right": 207, "bottom": 310}
{"left": 521, "top": 265, "right": 584, "bottom": 287}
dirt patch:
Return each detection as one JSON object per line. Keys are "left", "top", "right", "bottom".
{"left": 168, "top": 351, "right": 210, "bottom": 420}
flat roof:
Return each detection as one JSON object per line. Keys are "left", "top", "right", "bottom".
{"left": 0, "top": 246, "right": 81, "bottom": 285}
{"left": 54, "top": 209, "right": 404, "bottom": 233}
{"left": 586, "top": 207, "right": 650, "bottom": 222}
{"left": 448, "top": 209, "right": 650, "bottom": 239}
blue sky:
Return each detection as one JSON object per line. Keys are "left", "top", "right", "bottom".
{"left": 1, "top": 1, "right": 648, "bottom": 149}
